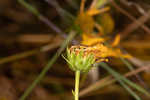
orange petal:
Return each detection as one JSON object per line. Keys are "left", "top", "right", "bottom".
{"left": 112, "top": 34, "right": 120, "bottom": 47}
{"left": 81, "top": 33, "right": 105, "bottom": 45}
{"left": 87, "top": 7, "right": 110, "bottom": 16}
{"left": 80, "top": 0, "right": 86, "bottom": 13}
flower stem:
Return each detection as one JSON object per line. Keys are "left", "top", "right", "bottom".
{"left": 75, "top": 71, "right": 80, "bottom": 100}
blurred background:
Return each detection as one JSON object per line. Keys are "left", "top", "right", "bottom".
{"left": 0, "top": 0, "right": 150, "bottom": 100}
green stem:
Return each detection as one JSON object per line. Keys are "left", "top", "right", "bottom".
{"left": 75, "top": 71, "right": 80, "bottom": 100}
{"left": 18, "top": 0, "right": 40, "bottom": 17}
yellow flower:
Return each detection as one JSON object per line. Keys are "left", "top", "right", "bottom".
{"left": 69, "top": 44, "right": 109, "bottom": 63}
{"left": 80, "top": 34, "right": 132, "bottom": 62}
{"left": 74, "top": 0, "right": 131, "bottom": 63}
{"left": 81, "top": 33, "right": 105, "bottom": 45}
{"left": 75, "top": 0, "right": 110, "bottom": 34}
{"left": 107, "top": 48, "right": 132, "bottom": 58}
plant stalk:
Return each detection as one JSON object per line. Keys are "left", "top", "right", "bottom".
{"left": 75, "top": 71, "right": 80, "bottom": 100}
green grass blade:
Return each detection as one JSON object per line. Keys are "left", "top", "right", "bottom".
{"left": 120, "top": 57, "right": 134, "bottom": 70}
{"left": 116, "top": 77, "right": 141, "bottom": 100}
{"left": 100, "top": 62, "right": 141, "bottom": 100}
{"left": 99, "top": 62, "right": 150, "bottom": 99}
{"left": 120, "top": 57, "right": 150, "bottom": 94}
{"left": 18, "top": 0, "right": 40, "bottom": 17}
{"left": 19, "top": 31, "right": 76, "bottom": 100}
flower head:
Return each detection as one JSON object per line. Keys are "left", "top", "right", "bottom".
{"left": 63, "top": 48, "right": 96, "bottom": 72}
{"left": 69, "top": 44, "right": 109, "bottom": 63}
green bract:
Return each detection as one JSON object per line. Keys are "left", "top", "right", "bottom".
{"left": 63, "top": 48, "right": 95, "bottom": 72}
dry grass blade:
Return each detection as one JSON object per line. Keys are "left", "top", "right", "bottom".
{"left": 100, "top": 63, "right": 142, "bottom": 100}
{"left": 111, "top": 0, "right": 150, "bottom": 35}
{"left": 120, "top": 10, "right": 150, "bottom": 39}
{"left": 129, "top": 57, "right": 150, "bottom": 68}
{"left": 79, "top": 64, "right": 150, "bottom": 97}
{"left": 0, "top": 49, "right": 39, "bottom": 65}
{"left": 0, "top": 35, "right": 62, "bottom": 65}
{"left": 120, "top": 57, "right": 150, "bottom": 91}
